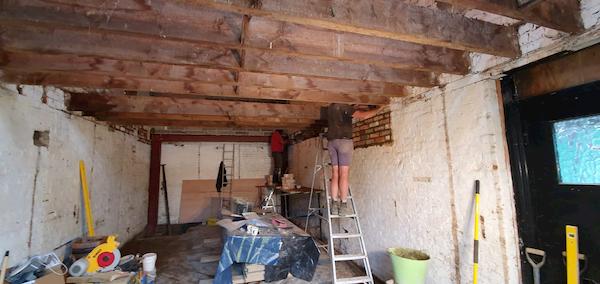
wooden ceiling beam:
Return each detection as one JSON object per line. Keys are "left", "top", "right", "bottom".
{"left": 0, "top": 22, "right": 436, "bottom": 86}
{"left": 0, "top": 0, "right": 468, "bottom": 75}
{"left": 243, "top": 50, "right": 437, "bottom": 87}
{"left": 0, "top": 70, "right": 390, "bottom": 105}
{"left": 247, "top": 17, "right": 469, "bottom": 75}
{"left": 0, "top": 51, "right": 405, "bottom": 96}
{"left": 513, "top": 45, "right": 600, "bottom": 99}
{"left": 100, "top": 118, "right": 317, "bottom": 128}
{"left": 66, "top": 93, "right": 323, "bottom": 119}
{"left": 185, "top": 0, "right": 519, "bottom": 57}
{"left": 436, "top": 0, "right": 583, "bottom": 33}
{"left": 90, "top": 112, "right": 321, "bottom": 128}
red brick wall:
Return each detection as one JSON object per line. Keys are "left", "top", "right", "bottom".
{"left": 352, "top": 111, "right": 392, "bottom": 148}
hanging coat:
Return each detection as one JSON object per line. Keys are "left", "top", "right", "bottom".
{"left": 216, "top": 161, "right": 228, "bottom": 192}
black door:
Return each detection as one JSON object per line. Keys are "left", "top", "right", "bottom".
{"left": 504, "top": 80, "right": 600, "bottom": 284}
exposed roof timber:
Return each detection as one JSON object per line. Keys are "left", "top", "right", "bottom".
{"left": 184, "top": 0, "right": 520, "bottom": 57}
{"left": 513, "top": 45, "right": 600, "bottom": 99}
{"left": 0, "top": 0, "right": 469, "bottom": 75}
{"left": 436, "top": 0, "right": 583, "bottom": 33}
{"left": 101, "top": 118, "right": 318, "bottom": 128}
{"left": 66, "top": 93, "right": 323, "bottom": 119}
{"left": 0, "top": 70, "right": 390, "bottom": 105}
{"left": 90, "top": 112, "right": 323, "bottom": 128}
{"left": 0, "top": 22, "right": 437, "bottom": 87}
{"left": 0, "top": 51, "right": 405, "bottom": 96}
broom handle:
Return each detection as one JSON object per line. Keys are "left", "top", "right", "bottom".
{"left": 473, "top": 180, "right": 480, "bottom": 284}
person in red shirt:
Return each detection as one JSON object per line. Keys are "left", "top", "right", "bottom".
{"left": 270, "top": 130, "right": 285, "bottom": 185}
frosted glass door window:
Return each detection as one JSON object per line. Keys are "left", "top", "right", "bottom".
{"left": 552, "top": 114, "right": 600, "bottom": 185}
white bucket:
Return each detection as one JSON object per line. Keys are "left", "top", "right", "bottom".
{"left": 142, "top": 253, "right": 157, "bottom": 272}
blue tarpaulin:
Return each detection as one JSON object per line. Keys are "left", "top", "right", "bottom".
{"left": 214, "top": 235, "right": 282, "bottom": 284}
{"left": 213, "top": 215, "right": 320, "bottom": 284}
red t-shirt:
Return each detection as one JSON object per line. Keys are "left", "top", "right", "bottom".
{"left": 270, "top": 131, "right": 284, "bottom": 152}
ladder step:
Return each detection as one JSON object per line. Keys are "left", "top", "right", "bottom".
{"left": 335, "top": 276, "right": 372, "bottom": 284}
{"left": 333, "top": 254, "right": 367, "bottom": 261}
{"left": 332, "top": 233, "right": 362, "bottom": 239}
{"left": 330, "top": 214, "right": 357, "bottom": 218}
{"left": 327, "top": 196, "right": 353, "bottom": 200}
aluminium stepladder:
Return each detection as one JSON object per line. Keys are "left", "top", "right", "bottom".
{"left": 220, "top": 143, "right": 236, "bottom": 212}
{"left": 305, "top": 134, "right": 374, "bottom": 284}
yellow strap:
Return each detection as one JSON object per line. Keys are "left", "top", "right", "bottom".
{"left": 79, "top": 160, "right": 95, "bottom": 237}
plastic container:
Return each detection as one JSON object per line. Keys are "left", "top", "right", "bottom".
{"left": 142, "top": 253, "right": 157, "bottom": 272}
{"left": 388, "top": 247, "right": 430, "bottom": 284}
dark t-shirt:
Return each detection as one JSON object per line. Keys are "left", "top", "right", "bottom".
{"left": 327, "top": 103, "right": 354, "bottom": 140}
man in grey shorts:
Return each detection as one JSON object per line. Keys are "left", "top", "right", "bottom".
{"left": 327, "top": 103, "right": 382, "bottom": 215}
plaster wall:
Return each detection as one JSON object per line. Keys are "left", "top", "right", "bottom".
{"left": 0, "top": 84, "right": 150, "bottom": 266}
{"left": 289, "top": 80, "right": 519, "bottom": 283}
{"left": 159, "top": 142, "right": 271, "bottom": 224}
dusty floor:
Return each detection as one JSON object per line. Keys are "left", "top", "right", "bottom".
{"left": 122, "top": 224, "right": 369, "bottom": 283}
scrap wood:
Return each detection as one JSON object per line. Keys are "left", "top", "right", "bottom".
{"left": 199, "top": 255, "right": 221, "bottom": 263}
{"left": 244, "top": 264, "right": 265, "bottom": 273}
{"left": 66, "top": 271, "right": 131, "bottom": 283}
{"left": 242, "top": 212, "right": 259, "bottom": 220}
{"left": 216, "top": 219, "right": 247, "bottom": 231}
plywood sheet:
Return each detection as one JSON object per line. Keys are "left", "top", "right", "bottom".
{"left": 179, "top": 178, "right": 264, "bottom": 223}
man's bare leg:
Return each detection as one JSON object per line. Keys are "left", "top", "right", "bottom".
{"left": 339, "top": 166, "right": 350, "bottom": 202}
{"left": 330, "top": 165, "right": 340, "bottom": 201}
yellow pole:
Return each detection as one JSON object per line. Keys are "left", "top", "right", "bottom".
{"left": 79, "top": 160, "right": 95, "bottom": 237}
{"left": 473, "top": 180, "right": 480, "bottom": 284}
{"left": 565, "top": 225, "right": 579, "bottom": 284}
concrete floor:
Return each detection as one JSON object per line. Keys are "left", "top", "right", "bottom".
{"left": 121, "top": 224, "right": 368, "bottom": 283}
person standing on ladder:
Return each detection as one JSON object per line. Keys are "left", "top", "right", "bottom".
{"left": 270, "top": 129, "right": 285, "bottom": 185}
{"left": 327, "top": 103, "right": 382, "bottom": 215}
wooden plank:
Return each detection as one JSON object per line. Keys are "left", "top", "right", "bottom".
{"left": 0, "top": 0, "right": 242, "bottom": 44}
{"left": 244, "top": 50, "right": 438, "bottom": 87}
{"left": 436, "top": 0, "right": 583, "bottom": 33}
{"left": 0, "top": 23, "right": 434, "bottom": 86}
{"left": 185, "top": 0, "right": 520, "bottom": 57}
{"left": 0, "top": 21, "right": 239, "bottom": 68}
{"left": 0, "top": 0, "right": 468, "bottom": 74}
{"left": 238, "top": 86, "right": 390, "bottom": 105}
{"left": 91, "top": 112, "right": 318, "bottom": 125}
{"left": 99, "top": 118, "right": 318, "bottom": 128}
{"left": 0, "top": 70, "right": 238, "bottom": 96}
{"left": 0, "top": 51, "right": 405, "bottom": 96}
{"left": 237, "top": 72, "right": 405, "bottom": 96}
{"left": 65, "top": 93, "right": 323, "bottom": 119}
{"left": 0, "top": 70, "right": 390, "bottom": 104}
{"left": 246, "top": 17, "right": 469, "bottom": 74}
{"left": 179, "top": 179, "right": 265, "bottom": 223}
{"left": 513, "top": 45, "right": 600, "bottom": 99}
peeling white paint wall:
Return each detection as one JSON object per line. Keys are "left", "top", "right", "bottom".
{"left": 0, "top": 84, "right": 150, "bottom": 266}
{"left": 290, "top": 80, "right": 520, "bottom": 283}
{"left": 159, "top": 142, "right": 271, "bottom": 224}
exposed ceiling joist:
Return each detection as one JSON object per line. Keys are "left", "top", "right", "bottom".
{"left": 0, "top": 0, "right": 469, "bottom": 75}
{"left": 513, "top": 45, "right": 600, "bottom": 99}
{"left": 0, "top": 70, "right": 390, "bottom": 105}
{"left": 0, "top": 51, "right": 405, "bottom": 97}
{"left": 0, "top": 22, "right": 437, "bottom": 87}
{"left": 91, "top": 112, "right": 323, "bottom": 128}
{"left": 66, "top": 93, "right": 323, "bottom": 119}
{"left": 184, "top": 0, "right": 520, "bottom": 57}
{"left": 436, "top": 0, "right": 583, "bottom": 33}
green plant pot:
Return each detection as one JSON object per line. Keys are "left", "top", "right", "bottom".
{"left": 388, "top": 247, "right": 430, "bottom": 284}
